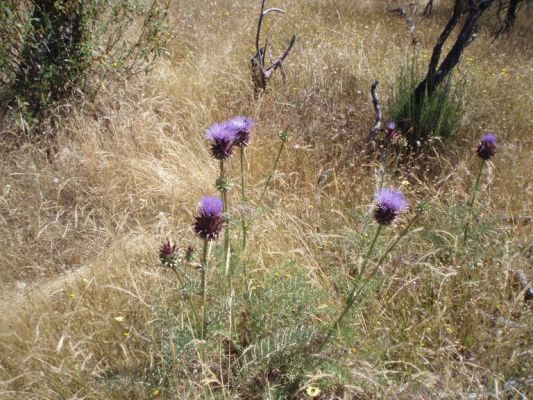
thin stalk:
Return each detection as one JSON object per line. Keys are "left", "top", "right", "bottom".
{"left": 199, "top": 239, "right": 210, "bottom": 400}
{"left": 258, "top": 139, "right": 285, "bottom": 206}
{"left": 240, "top": 147, "right": 246, "bottom": 202}
{"left": 200, "top": 239, "right": 210, "bottom": 342}
{"left": 325, "top": 212, "right": 418, "bottom": 345}
{"left": 463, "top": 159, "right": 485, "bottom": 243}
{"left": 240, "top": 147, "right": 248, "bottom": 252}
{"left": 325, "top": 224, "right": 383, "bottom": 343}
{"left": 172, "top": 268, "right": 200, "bottom": 337}
{"left": 219, "top": 160, "right": 231, "bottom": 275}
{"left": 219, "top": 160, "right": 235, "bottom": 343}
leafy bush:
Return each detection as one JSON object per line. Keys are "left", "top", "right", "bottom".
{"left": 0, "top": 0, "right": 170, "bottom": 127}
{"left": 388, "top": 50, "right": 465, "bottom": 147}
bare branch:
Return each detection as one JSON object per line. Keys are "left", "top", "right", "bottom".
{"left": 251, "top": 2, "right": 296, "bottom": 96}
{"left": 255, "top": 0, "right": 267, "bottom": 56}
{"left": 368, "top": 80, "right": 382, "bottom": 142}
{"left": 263, "top": 7, "right": 285, "bottom": 15}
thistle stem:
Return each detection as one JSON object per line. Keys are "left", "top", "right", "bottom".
{"left": 200, "top": 239, "right": 210, "bottom": 342}
{"left": 326, "top": 224, "right": 383, "bottom": 343}
{"left": 219, "top": 160, "right": 231, "bottom": 274}
{"left": 172, "top": 268, "right": 200, "bottom": 337}
{"left": 258, "top": 139, "right": 285, "bottom": 206}
{"left": 463, "top": 159, "right": 485, "bottom": 243}
{"left": 240, "top": 147, "right": 246, "bottom": 202}
{"left": 325, "top": 212, "right": 418, "bottom": 345}
{"left": 240, "top": 147, "right": 248, "bottom": 252}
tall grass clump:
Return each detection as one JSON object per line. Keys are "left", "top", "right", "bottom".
{"left": 389, "top": 51, "right": 464, "bottom": 148}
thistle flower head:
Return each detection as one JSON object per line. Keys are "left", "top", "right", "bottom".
{"left": 374, "top": 188, "right": 408, "bottom": 225}
{"left": 205, "top": 122, "right": 237, "bottom": 160}
{"left": 194, "top": 196, "right": 226, "bottom": 241}
{"left": 476, "top": 133, "right": 497, "bottom": 160}
{"left": 159, "top": 239, "right": 178, "bottom": 268}
{"left": 229, "top": 116, "right": 254, "bottom": 147}
{"left": 385, "top": 121, "right": 400, "bottom": 141}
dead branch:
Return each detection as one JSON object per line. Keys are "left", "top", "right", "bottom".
{"left": 368, "top": 80, "right": 382, "bottom": 143}
{"left": 251, "top": 0, "right": 296, "bottom": 97}
{"left": 478, "top": 311, "right": 529, "bottom": 329}
{"left": 514, "top": 270, "right": 532, "bottom": 302}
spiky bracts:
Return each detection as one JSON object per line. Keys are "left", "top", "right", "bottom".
{"left": 194, "top": 196, "right": 226, "bottom": 241}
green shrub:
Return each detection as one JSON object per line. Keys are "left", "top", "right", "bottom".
{"left": 389, "top": 50, "right": 465, "bottom": 147}
{"left": 0, "top": 0, "right": 170, "bottom": 128}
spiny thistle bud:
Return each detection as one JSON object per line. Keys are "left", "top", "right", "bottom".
{"left": 229, "top": 116, "right": 254, "bottom": 147}
{"left": 476, "top": 133, "right": 497, "bottom": 160}
{"left": 374, "top": 188, "right": 408, "bottom": 225}
{"left": 159, "top": 239, "right": 179, "bottom": 268}
{"left": 194, "top": 196, "right": 226, "bottom": 241}
{"left": 206, "top": 123, "right": 237, "bottom": 160}
{"left": 215, "top": 176, "right": 233, "bottom": 192}
{"left": 279, "top": 129, "right": 292, "bottom": 142}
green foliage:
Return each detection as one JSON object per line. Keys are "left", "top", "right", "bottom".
{"left": 389, "top": 50, "right": 465, "bottom": 146}
{"left": 0, "top": 0, "right": 171, "bottom": 128}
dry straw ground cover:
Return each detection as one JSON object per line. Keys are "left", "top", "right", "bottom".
{"left": 0, "top": 0, "right": 531, "bottom": 398}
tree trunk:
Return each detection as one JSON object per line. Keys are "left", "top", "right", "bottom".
{"left": 504, "top": 0, "right": 519, "bottom": 31}
{"left": 413, "top": 0, "right": 494, "bottom": 108}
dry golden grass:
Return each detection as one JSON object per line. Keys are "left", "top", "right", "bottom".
{"left": 1, "top": 0, "right": 532, "bottom": 398}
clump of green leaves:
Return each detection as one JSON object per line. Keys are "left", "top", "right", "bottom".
{"left": 388, "top": 50, "right": 464, "bottom": 148}
{"left": 0, "top": 0, "right": 171, "bottom": 129}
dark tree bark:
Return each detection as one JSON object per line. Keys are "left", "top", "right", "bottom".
{"left": 422, "top": 0, "right": 435, "bottom": 16}
{"left": 504, "top": 0, "right": 520, "bottom": 29}
{"left": 413, "top": 0, "right": 495, "bottom": 109}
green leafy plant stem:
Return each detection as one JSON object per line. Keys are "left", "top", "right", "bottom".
{"left": 240, "top": 147, "right": 248, "bottom": 252}
{"left": 328, "top": 224, "right": 383, "bottom": 338}
{"left": 258, "top": 138, "right": 285, "bottom": 206}
{"left": 219, "top": 160, "right": 231, "bottom": 274}
{"left": 200, "top": 238, "right": 210, "bottom": 343}
{"left": 326, "top": 212, "right": 419, "bottom": 344}
{"left": 463, "top": 159, "right": 485, "bottom": 243}
{"left": 171, "top": 268, "right": 200, "bottom": 337}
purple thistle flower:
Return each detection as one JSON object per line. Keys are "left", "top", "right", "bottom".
{"left": 159, "top": 239, "right": 178, "bottom": 268}
{"left": 476, "top": 133, "right": 497, "bottom": 160}
{"left": 374, "top": 188, "right": 408, "bottom": 225}
{"left": 194, "top": 196, "right": 226, "bottom": 241}
{"left": 385, "top": 121, "right": 399, "bottom": 142}
{"left": 206, "top": 123, "right": 237, "bottom": 160}
{"left": 228, "top": 116, "right": 254, "bottom": 147}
